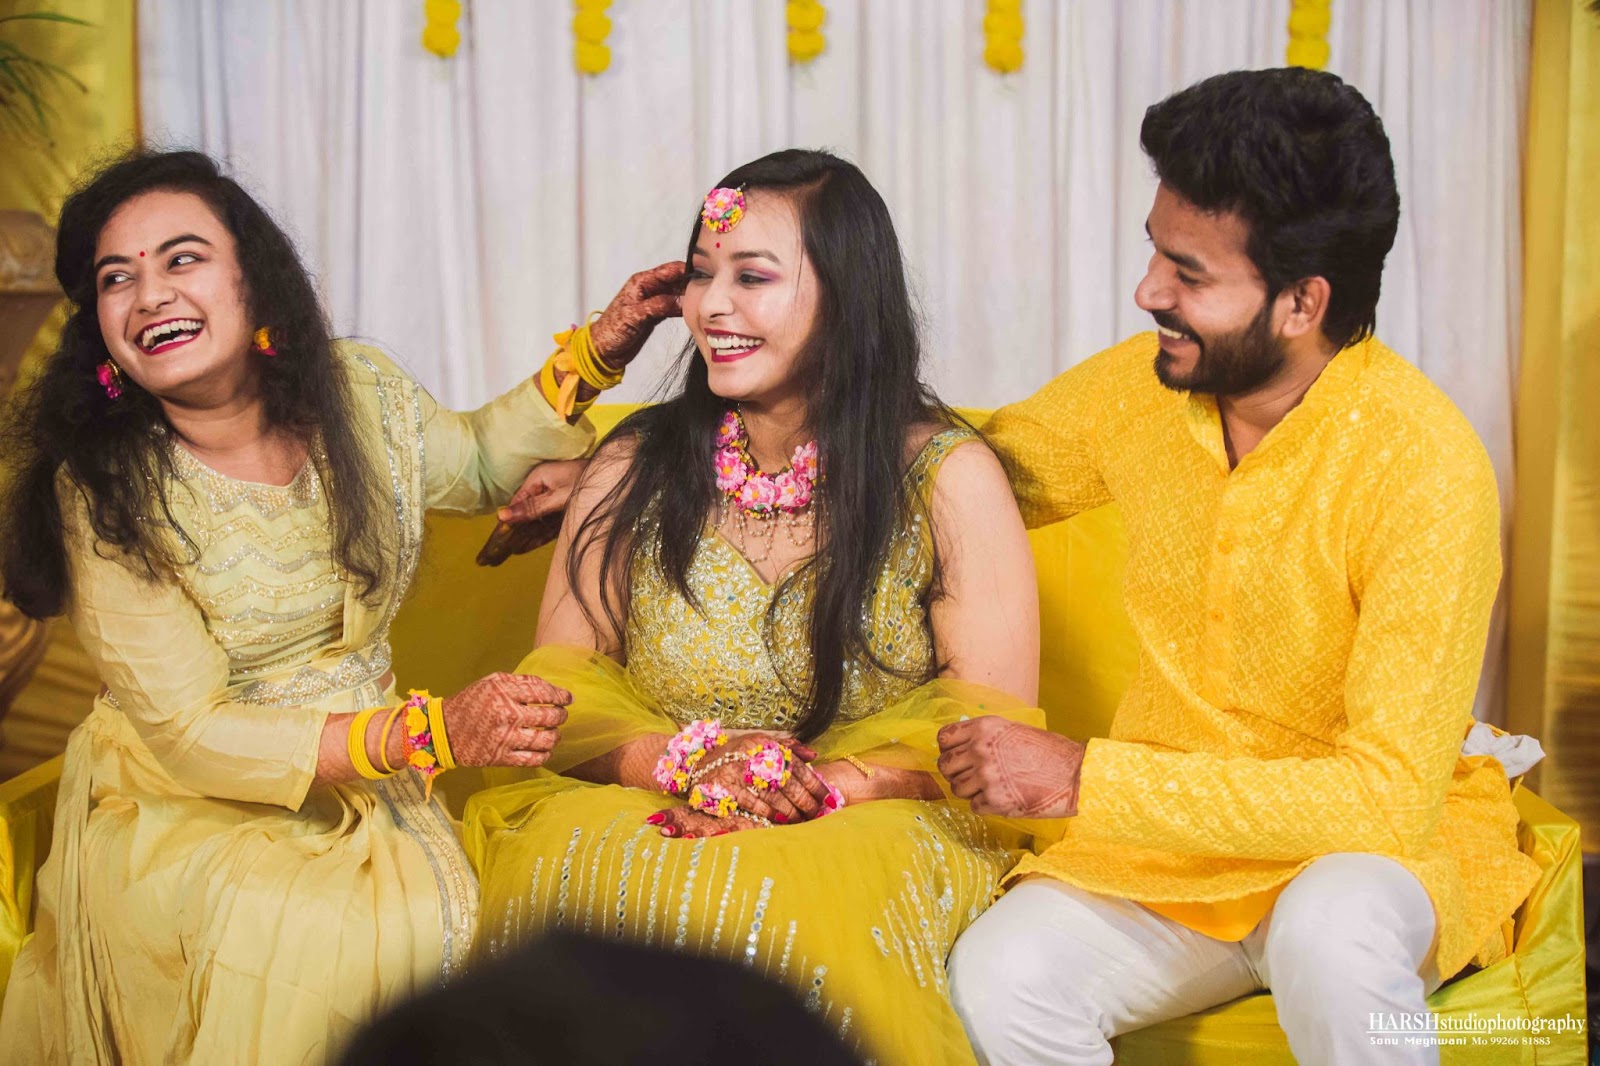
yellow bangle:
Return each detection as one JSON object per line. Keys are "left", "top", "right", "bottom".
{"left": 377, "top": 704, "right": 405, "bottom": 774}
{"left": 426, "top": 695, "right": 456, "bottom": 772}
{"left": 567, "top": 316, "right": 624, "bottom": 390}
{"left": 843, "top": 754, "right": 876, "bottom": 779}
{"left": 347, "top": 705, "right": 392, "bottom": 780}
{"left": 539, "top": 316, "right": 623, "bottom": 419}
{"left": 539, "top": 351, "right": 595, "bottom": 419}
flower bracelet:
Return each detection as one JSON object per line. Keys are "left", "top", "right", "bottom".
{"left": 402, "top": 689, "right": 456, "bottom": 800}
{"left": 652, "top": 719, "right": 727, "bottom": 796}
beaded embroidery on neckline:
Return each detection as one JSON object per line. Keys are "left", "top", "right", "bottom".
{"left": 167, "top": 433, "right": 324, "bottom": 518}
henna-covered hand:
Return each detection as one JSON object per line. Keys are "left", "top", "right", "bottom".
{"left": 682, "top": 732, "right": 830, "bottom": 825}
{"left": 589, "top": 261, "right": 690, "bottom": 370}
{"left": 439, "top": 672, "right": 572, "bottom": 770}
{"left": 479, "top": 261, "right": 685, "bottom": 567}
{"left": 646, "top": 806, "right": 754, "bottom": 839}
{"left": 935, "top": 716, "right": 1085, "bottom": 818}
{"left": 477, "top": 458, "right": 589, "bottom": 566}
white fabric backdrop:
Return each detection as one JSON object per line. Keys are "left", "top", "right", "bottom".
{"left": 138, "top": 0, "right": 1528, "bottom": 719}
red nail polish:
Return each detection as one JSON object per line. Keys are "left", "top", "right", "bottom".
{"left": 772, "top": 812, "right": 788, "bottom": 824}
{"left": 683, "top": 832, "right": 697, "bottom": 840}
{"left": 645, "top": 812, "right": 665, "bottom": 825}
{"left": 662, "top": 825, "right": 678, "bottom": 837}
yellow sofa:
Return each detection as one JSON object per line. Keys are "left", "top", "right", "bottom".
{"left": 0, "top": 406, "right": 1587, "bottom": 1063}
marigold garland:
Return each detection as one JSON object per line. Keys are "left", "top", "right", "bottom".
{"left": 787, "top": 0, "right": 827, "bottom": 65}
{"left": 574, "top": 0, "right": 612, "bottom": 75}
{"left": 421, "top": 0, "right": 462, "bottom": 58}
{"left": 1286, "top": 0, "right": 1332, "bottom": 70}
{"left": 983, "top": 0, "right": 1024, "bottom": 74}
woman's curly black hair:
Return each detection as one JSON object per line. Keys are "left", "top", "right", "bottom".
{"left": 1, "top": 150, "right": 391, "bottom": 619}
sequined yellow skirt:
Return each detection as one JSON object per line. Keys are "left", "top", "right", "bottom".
{"left": 463, "top": 647, "right": 1046, "bottom": 1066}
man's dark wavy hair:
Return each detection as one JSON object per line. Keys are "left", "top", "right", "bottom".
{"left": 1, "top": 150, "right": 391, "bottom": 619}
{"left": 567, "top": 149, "right": 973, "bottom": 742}
{"left": 1140, "top": 67, "right": 1400, "bottom": 350}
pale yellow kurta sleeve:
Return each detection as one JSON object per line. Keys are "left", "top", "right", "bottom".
{"left": 61, "top": 495, "right": 323, "bottom": 810}
{"left": 337, "top": 341, "right": 597, "bottom": 515}
{"left": 981, "top": 340, "right": 1122, "bottom": 529}
{"left": 1073, "top": 453, "right": 1503, "bottom": 862}
{"left": 414, "top": 360, "right": 596, "bottom": 515}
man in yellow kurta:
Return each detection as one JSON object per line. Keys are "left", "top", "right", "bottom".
{"left": 939, "top": 68, "right": 1541, "bottom": 1066}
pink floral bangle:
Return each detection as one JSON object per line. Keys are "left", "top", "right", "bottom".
{"left": 652, "top": 719, "right": 727, "bottom": 796}
{"left": 743, "top": 740, "right": 793, "bottom": 792}
{"left": 688, "top": 781, "right": 739, "bottom": 818}
{"left": 401, "top": 690, "right": 441, "bottom": 795}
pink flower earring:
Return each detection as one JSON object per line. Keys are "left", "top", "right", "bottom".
{"left": 96, "top": 360, "right": 124, "bottom": 400}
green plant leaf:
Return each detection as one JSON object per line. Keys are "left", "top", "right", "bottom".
{"left": 0, "top": 13, "right": 94, "bottom": 27}
{"left": 0, "top": 8, "right": 92, "bottom": 140}
{"left": 3, "top": 52, "right": 87, "bottom": 92}
{"left": 0, "top": 56, "right": 48, "bottom": 127}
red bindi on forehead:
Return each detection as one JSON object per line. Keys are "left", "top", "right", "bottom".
{"left": 139, "top": 251, "right": 145, "bottom": 257}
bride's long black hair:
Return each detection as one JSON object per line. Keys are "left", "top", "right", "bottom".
{"left": 569, "top": 149, "right": 970, "bottom": 741}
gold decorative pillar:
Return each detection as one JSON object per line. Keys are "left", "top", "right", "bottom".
{"left": 0, "top": 212, "right": 57, "bottom": 739}
{"left": 0, "top": 212, "right": 57, "bottom": 396}
{"left": 0, "top": 0, "right": 138, "bottom": 778}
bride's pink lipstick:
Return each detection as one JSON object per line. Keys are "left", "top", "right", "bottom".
{"left": 705, "top": 328, "right": 764, "bottom": 363}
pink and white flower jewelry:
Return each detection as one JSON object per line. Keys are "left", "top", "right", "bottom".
{"left": 653, "top": 719, "right": 727, "bottom": 796}
{"left": 714, "top": 410, "right": 819, "bottom": 517}
{"left": 743, "top": 740, "right": 794, "bottom": 792}
{"left": 701, "top": 186, "right": 746, "bottom": 233}
{"left": 688, "top": 781, "right": 740, "bottom": 818}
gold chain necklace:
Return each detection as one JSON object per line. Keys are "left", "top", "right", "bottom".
{"left": 726, "top": 500, "right": 816, "bottom": 568}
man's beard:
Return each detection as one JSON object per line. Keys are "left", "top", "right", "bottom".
{"left": 1152, "top": 300, "right": 1285, "bottom": 396}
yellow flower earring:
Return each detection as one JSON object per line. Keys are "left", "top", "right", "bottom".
{"left": 253, "top": 327, "right": 278, "bottom": 356}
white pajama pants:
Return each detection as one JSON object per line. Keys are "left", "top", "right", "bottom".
{"left": 948, "top": 853, "right": 1442, "bottom": 1065}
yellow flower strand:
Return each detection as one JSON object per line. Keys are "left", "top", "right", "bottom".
{"left": 983, "top": 0, "right": 1025, "bottom": 75}
{"left": 574, "top": 0, "right": 612, "bottom": 75}
{"left": 421, "top": 0, "right": 462, "bottom": 59}
{"left": 1286, "top": 0, "right": 1332, "bottom": 70}
{"left": 787, "top": 1, "right": 827, "bottom": 65}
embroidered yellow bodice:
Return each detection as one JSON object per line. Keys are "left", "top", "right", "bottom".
{"left": 164, "top": 439, "right": 349, "bottom": 692}
{"left": 624, "top": 427, "right": 976, "bottom": 731}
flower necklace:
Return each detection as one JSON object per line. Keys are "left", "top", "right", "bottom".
{"left": 713, "top": 409, "right": 819, "bottom": 566}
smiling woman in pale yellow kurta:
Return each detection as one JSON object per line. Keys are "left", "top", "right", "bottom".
{"left": 0, "top": 150, "right": 677, "bottom": 1065}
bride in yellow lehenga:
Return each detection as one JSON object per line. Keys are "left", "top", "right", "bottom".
{"left": 464, "top": 150, "right": 1045, "bottom": 1065}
